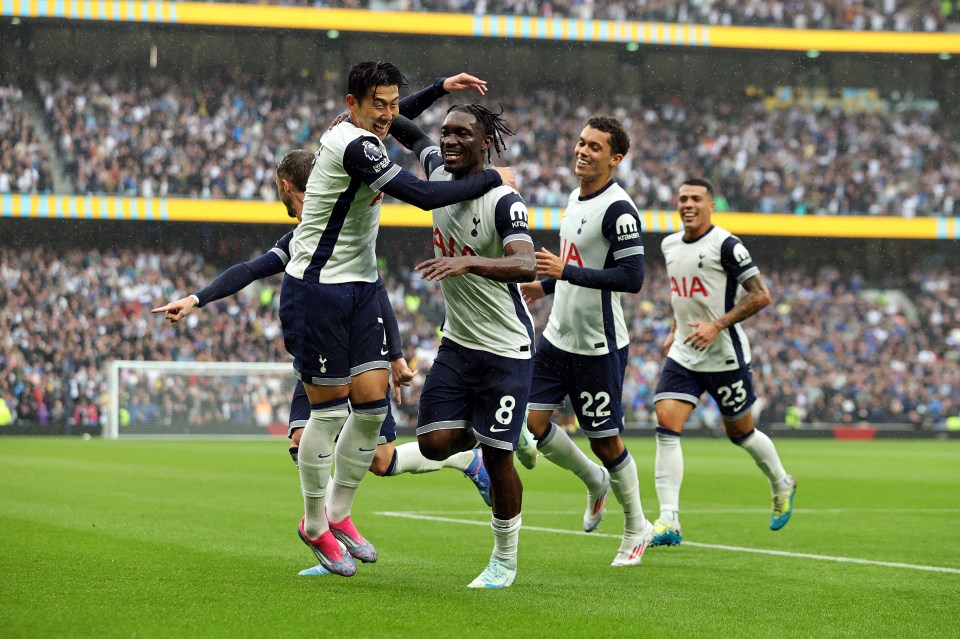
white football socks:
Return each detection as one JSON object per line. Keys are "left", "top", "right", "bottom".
{"left": 654, "top": 429, "right": 683, "bottom": 523}
{"left": 608, "top": 452, "right": 648, "bottom": 536}
{"left": 491, "top": 513, "right": 521, "bottom": 569}
{"left": 298, "top": 402, "right": 349, "bottom": 538}
{"left": 538, "top": 423, "right": 605, "bottom": 491}
{"left": 326, "top": 405, "right": 387, "bottom": 524}
{"left": 389, "top": 442, "right": 474, "bottom": 475}
{"left": 735, "top": 428, "right": 790, "bottom": 491}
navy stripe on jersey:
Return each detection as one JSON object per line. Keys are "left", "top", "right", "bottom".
{"left": 720, "top": 236, "right": 749, "bottom": 366}
{"left": 303, "top": 176, "right": 363, "bottom": 282}
{"left": 508, "top": 283, "right": 536, "bottom": 351}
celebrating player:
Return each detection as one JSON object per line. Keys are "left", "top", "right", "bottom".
{"left": 391, "top": 104, "right": 535, "bottom": 588}
{"left": 520, "top": 117, "right": 654, "bottom": 567}
{"left": 650, "top": 178, "right": 796, "bottom": 547}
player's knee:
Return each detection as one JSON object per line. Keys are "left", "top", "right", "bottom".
{"left": 417, "top": 437, "right": 448, "bottom": 462}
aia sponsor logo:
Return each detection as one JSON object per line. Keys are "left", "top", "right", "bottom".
{"left": 671, "top": 276, "right": 708, "bottom": 297}
{"left": 433, "top": 227, "right": 477, "bottom": 257}
{"left": 560, "top": 239, "right": 583, "bottom": 268}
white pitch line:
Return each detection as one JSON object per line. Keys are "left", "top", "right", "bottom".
{"left": 396, "top": 507, "right": 960, "bottom": 516}
{"left": 376, "top": 511, "right": 960, "bottom": 575}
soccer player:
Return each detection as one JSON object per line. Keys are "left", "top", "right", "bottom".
{"left": 519, "top": 117, "right": 654, "bottom": 567}
{"left": 150, "top": 145, "right": 492, "bottom": 509}
{"left": 282, "top": 61, "right": 515, "bottom": 577}
{"left": 651, "top": 178, "right": 796, "bottom": 546}
{"left": 390, "top": 104, "right": 535, "bottom": 588}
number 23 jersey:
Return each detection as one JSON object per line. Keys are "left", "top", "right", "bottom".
{"left": 661, "top": 225, "right": 761, "bottom": 372}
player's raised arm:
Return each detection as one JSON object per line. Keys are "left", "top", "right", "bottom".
{"left": 398, "top": 73, "right": 487, "bottom": 121}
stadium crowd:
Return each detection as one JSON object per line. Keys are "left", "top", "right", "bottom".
{"left": 215, "top": 0, "right": 956, "bottom": 32}
{"left": 1, "top": 243, "right": 957, "bottom": 434}
{"left": 0, "top": 77, "right": 53, "bottom": 196}
{"left": 27, "top": 72, "right": 960, "bottom": 217}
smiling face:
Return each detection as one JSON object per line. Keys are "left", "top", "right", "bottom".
{"left": 347, "top": 84, "right": 400, "bottom": 140}
{"left": 440, "top": 110, "right": 491, "bottom": 178}
{"left": 574, "top": 125, "right": 622, "bottom": 195}
{"left": 677, "top": 183, "right": 715, "bottom": 240}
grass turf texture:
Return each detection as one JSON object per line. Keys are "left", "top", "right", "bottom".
{"left": 1, "top": 437, "right": 958, "bottom": 639}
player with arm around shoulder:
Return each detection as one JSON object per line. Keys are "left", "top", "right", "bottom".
{"left": 650, "top": 178, "right": 796, "bottom": 547}
{"left": 519, "top": 117, "right": 654, "bottom": 567}
{"left": 280, "top": 62, "right": 516, "bottom": 577}
{"left": 391, "top": 103, "right": 535, "bottom": 588}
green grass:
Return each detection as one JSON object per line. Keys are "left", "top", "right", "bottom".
{"left": 1, "top": 437, "right": 958, "bottom": 638}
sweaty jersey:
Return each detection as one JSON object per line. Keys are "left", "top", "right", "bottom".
{"left": 661, "top": 225, "right": 760, "bottom": 372}
{"left": 422, "top": 147, "right": 535, "bottom": 359}
{"left": 543, "top": 181, "right": 644, "bottom": 355}
{"left": 287, "top": 121, "right": 397, "bottom": 284}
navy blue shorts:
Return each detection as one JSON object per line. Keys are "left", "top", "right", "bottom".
{"left": 529, "top": 337, "right": 627, "bottom": 438}
{"left": 288, "top": 380, "right": 397, "bottom": 444}
{"left": 654, "top": 357, "right": 757, "bottom": 420}
{"left": 279, "top": 275, "right": 389, "bottom": 385}
{"left": 417, "top": 338, "right": 532, "bottom": 451}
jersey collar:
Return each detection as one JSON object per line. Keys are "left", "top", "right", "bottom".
{"left": 578, "top": 179, "right": 616, "bottom": 202}
{"left": 682, "top": 224, "right": 716, "bottom": 244}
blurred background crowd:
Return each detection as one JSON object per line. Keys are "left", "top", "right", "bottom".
{"left": 1, "top": 70, "right": 955, "bottom": 217}
{"left": 2, "top": 240, "right": 957, "bottom": 434}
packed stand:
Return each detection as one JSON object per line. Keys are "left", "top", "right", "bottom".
{"left": 2, "top": 244, "right": 958, "bottom": 434}
{"left": 0, "top": 78, "right": 54, "bottom": 195}
{"left": 208, "top": 0, "right": 956, "bottom": 32}
{"left": 35, "top": 72, "right": 960, "bottom": 217}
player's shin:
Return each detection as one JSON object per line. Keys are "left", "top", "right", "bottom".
{"left": 732, "top": 428, "right": 790, "bottom": 489}
{"left": 327, "top": 399, "right": 388, "bottom": 523}
{"left": 491, "top": 513, "right": 522, "bottom": 569}
{"left": 608, "top": 450, "right": 648, "bottom": 534}
{"left": 537, "top": 422, "right": 605, "bottom": 489}
{"left": 299, "top": 399, "right": 349, "bottom": 538}
{"left": 654, "top": 428, "right": 684, "bottom": 521}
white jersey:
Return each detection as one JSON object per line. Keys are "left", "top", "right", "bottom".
{"left": 543, "top": 181, "right": 644, "bottom": 355}
{"left": 286, "top": 121, "right": 399, "bottom": 284}
{"left": 661, "top": 225, "right": 761, "bottom": 372}
{"left": 422, "top": 147, "right": 535, "bottom": 359}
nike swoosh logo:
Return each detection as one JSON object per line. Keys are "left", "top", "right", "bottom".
{"left": 380, "top": 348, "right": 389, "bottom": 356}
{"left": 591, "top": 418, "right": 610, "bottom": 427}
{"left": 489, "top": 425, "right": 510, "bottom": 433}
{"left": 732, "top": 403, "right": 746, "bottom": 413}
{"left": 318, "top": 454, "right": 331, "bottom": 459}
{"left": 359, "top": 447, "right": 376, "bottom": 452}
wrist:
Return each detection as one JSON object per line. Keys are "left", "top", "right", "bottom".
{"left": 190, "top": 294, "right": 201, "bottom": 307}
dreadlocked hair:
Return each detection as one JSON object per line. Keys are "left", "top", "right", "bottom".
{"left": 448, "top": 103, "right": 515, "bottom": 163}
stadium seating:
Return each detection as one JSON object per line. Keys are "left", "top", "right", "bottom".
{"left": 1, "top": 244, "right": 956, "bottom": 433}
{"left": 19, "top": 73, "right": 960, "bottom": 217}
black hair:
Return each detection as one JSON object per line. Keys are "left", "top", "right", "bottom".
{"left": 585, "top": 116, "right": 630, "bottom": 157}
{"left": 347, "top": 61, "right": 408, "bottom": 102}
{"left": 447, "top": 103, "right": 515, "bottom": 163}
{"left": 680, "top": 178, "right": 715, "bottom": 198}
{"left": 276, "top": 149, "right": 314, "bottom": 192}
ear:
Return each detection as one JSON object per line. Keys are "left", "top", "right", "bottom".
{"left": 346, "top": 94, "right": 358, "bottom": 110}
{"left": 608, "top": 153, "right": 624, "bottom": 169}
{"left": 482, "top": 135, "right": 493, "bottom": 152}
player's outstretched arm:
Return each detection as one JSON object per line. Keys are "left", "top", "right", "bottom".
{"left": 398, "top": 73, "right": 487, "bottom": 121}
{"left": 151, "top": 239, "right": 289, "bottom": 324}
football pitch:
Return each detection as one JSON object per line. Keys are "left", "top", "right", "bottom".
{"left": 1, "top": 437, "right": 958, "bottom": 638}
